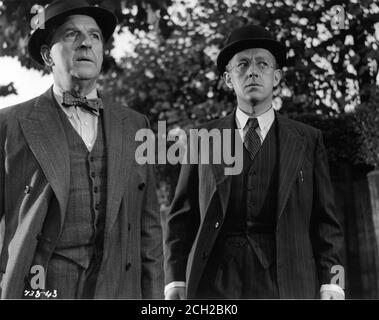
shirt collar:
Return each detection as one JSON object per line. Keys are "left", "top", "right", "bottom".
{"left": 235, "top": 106, "right": 275, "bottom": 132}
{"left": 53, "top": 84, "right": 98, "bottom": 104}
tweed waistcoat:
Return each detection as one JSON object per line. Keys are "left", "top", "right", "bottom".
{"left": 53, "top": 106, "right": 107, "bottom": 269}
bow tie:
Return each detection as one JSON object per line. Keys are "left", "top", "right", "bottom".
{"left": 62, "top": 91, "right": 103, "bottom": 116}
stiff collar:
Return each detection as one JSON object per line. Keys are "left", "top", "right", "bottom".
{"left": 235, "top": 106, "right": 275, "bottom": 133}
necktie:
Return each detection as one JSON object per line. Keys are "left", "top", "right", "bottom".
{"left": 62, "top": 91, "right": 103, "bottom": 116}
{"left": 244, "top": 118, "right": 261, "bottom": 160}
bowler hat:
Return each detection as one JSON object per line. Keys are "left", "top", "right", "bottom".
{"left": 28, "top": 0, "right": 117, "bottom": 65}
{"left": 216, "top": 24, "right": 287, "bottom": 74}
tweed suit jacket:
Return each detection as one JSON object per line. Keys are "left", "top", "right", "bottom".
{"left": 0, "top": 87, "right": 164, "bottom": 299}
{"left": 163, "top": 111, "right": 344, "bottom": 299}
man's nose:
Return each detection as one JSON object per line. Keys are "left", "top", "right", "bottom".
{"left": 79, "top": 33, "right": 92, "bottom": 48}
{"left": 247, "top": 61, "right": 259, "bottom": 77}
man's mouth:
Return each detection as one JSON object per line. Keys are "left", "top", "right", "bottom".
{"left": 245, "top": 83, "right": 262, "bottom": 88}
{"left": 246, "top": 83, "right": 262, "bottom": 87}
{"left": 76, "top": 57, "right": 94, "bottom": 62}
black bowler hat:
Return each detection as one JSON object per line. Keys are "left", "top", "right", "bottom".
{"left": 216, "top": 24, "right": 287, "bottom": 74}
{"left": 28, "top": 0, "right": 117, "bottom": 65}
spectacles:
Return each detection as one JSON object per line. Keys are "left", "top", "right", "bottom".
{"left": 226, "top": 57, "right": 275, "bottom": 74}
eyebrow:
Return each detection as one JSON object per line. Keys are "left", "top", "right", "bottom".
{"left": 235, "top": 54, "right": 273, "bottom": 61}
{"left": 87, "top": 27, "right": 102, "bottom": 34}
{"left": 61, "top": 26, "right": 103, "bottom": 40}
{"left": 62, "top": 26, "right": 101, "bottom": 33}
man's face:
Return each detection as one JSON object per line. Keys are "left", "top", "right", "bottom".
{"left": 46, "top": 15, "right": 104, "bottom": 83}
{"left": 224, "top": 48, "right": 282, "bottom": 108}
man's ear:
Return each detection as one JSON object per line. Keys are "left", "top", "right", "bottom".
{"left": 223, "top": 71, "right": 234, "bottom": 89}
{"left": 40, "top": 45, "right": 54, "bottom": 67}
{"left": 273, "top": 69, "right": 282, "bottom": 88}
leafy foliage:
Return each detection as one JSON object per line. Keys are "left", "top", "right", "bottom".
{"left": 101, "top": 0, "right": 379, "bottom": 126}
{"left": 354, "top": 84, "right": 379, "bottom": 169}
{"left": 0, "top": 82, "right": 16, "bottom": 96}
{"left": 293, "top": 85, "right": 379, "bottom": 172}
{"left": 1, "top": 0, "right": 378, "bottom": 115}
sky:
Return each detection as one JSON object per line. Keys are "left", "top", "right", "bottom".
{"left": 0, "top": 57, "right": 52, "bottom": 108}
{"left": 0, "top": 28, "right": 135, "bottom": 109}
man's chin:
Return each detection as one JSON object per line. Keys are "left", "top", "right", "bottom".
{"left": 71, "top": 70, "right": 100, "bottom": 81}
{"left": 245, "top": 93, "right": 264, "bottom": 103}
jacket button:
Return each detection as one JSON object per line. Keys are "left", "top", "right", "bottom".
{"left": 202, "top": 251, "right": 208, "bottom": 259}
{"left": 125, "top": 262, "right": 131, "bottom": 271}
{"left": 214, "top": 222, "right": 220, "bottom": 229}
{"left": 138, "top": 182, "right": 145, "bottom": 190}
{"left": 128, "top": 223, "right": 131, "bottom": 231}
{"left": 24, "top": 185, "right": 32, "bottom": 194}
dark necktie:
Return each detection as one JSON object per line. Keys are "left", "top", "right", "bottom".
{"left": 62, "top": 91, "right": 103, "bottom": 116}
{"left": 244, "top": 118, "right": 261, "bottom": 160}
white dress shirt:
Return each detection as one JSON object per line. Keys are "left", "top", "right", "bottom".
{"left": 53, "top": 85, "right": 99, "bottom": 152}
{"left": 235, "top": 105, "right": 275, "bottom": 143}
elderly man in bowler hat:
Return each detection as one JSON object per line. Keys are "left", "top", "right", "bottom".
{"left": 0, "top": 0, "right": 163, "bottom": 299}
{"left": 164, "top": 25, "right": 345, "bottom": 299}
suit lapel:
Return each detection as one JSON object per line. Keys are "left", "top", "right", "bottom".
{"left": 276, "top": 112, "right": 306, "bottom": 222}
{"left": 208, "top": 110, "right": 306, "bottom": 222}
{"left": 19, "top": 89, "right": 134, "bottom": 242}
{"left": 102, "top": 101, "right": 134, "bottom": 238}
{"left": 19, "top": 87, "right": 70, "bottom": 228}
{"left": 209, "top": 112, "right": 236, "bottom": 216}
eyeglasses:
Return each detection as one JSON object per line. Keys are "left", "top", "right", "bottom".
{"left": 226, "top": 57, "right": 275, "bottom": 74}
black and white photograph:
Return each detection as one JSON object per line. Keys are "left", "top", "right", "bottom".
{"left": 0, "top": 0, "right": 378, "bottom": 307}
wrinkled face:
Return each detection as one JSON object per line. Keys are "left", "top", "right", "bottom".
{"left": 43, "top": 15, "right": 104, "bottom": 83}
{"left": 223, "top": 48, "right": 282, "bottom": 107}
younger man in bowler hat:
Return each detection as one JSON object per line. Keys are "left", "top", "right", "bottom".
{"left": 164, "top": 25, "right": 345, "bottom": 299}
{"left": 0, "top": 0, "right": 163, "bottom": 299}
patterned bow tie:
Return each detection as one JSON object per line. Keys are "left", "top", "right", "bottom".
{"left": 62, "top": 91, "right": 103, "bottom": 116}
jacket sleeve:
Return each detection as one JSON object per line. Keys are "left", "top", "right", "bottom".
{"left": 0, "top": 113, "right": 5, "bottom": 223}
{"left": 0, "top": 113, "right": 6, "bottom": 295}
{"left": 140, "top": 117, "right": 164, "bottom": 299}
{"left": 163, "top": 139, "right": 200, "bottom": 285}
{"left": 311, "top": 129, "right": 344, "bottom": 286}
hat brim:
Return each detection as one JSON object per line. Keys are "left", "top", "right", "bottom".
{"left": 28, "top": 6, "right": 117, "bottom": 66}
{"left": 216, "top": 38, "right": 287, "bottom": 74}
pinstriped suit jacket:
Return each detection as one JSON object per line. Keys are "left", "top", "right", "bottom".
{"left": 0, "top": 87, "right": 164, "bottom": 299}
{"left": 163, "top": 110, "right": 344, "bottom": 299}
